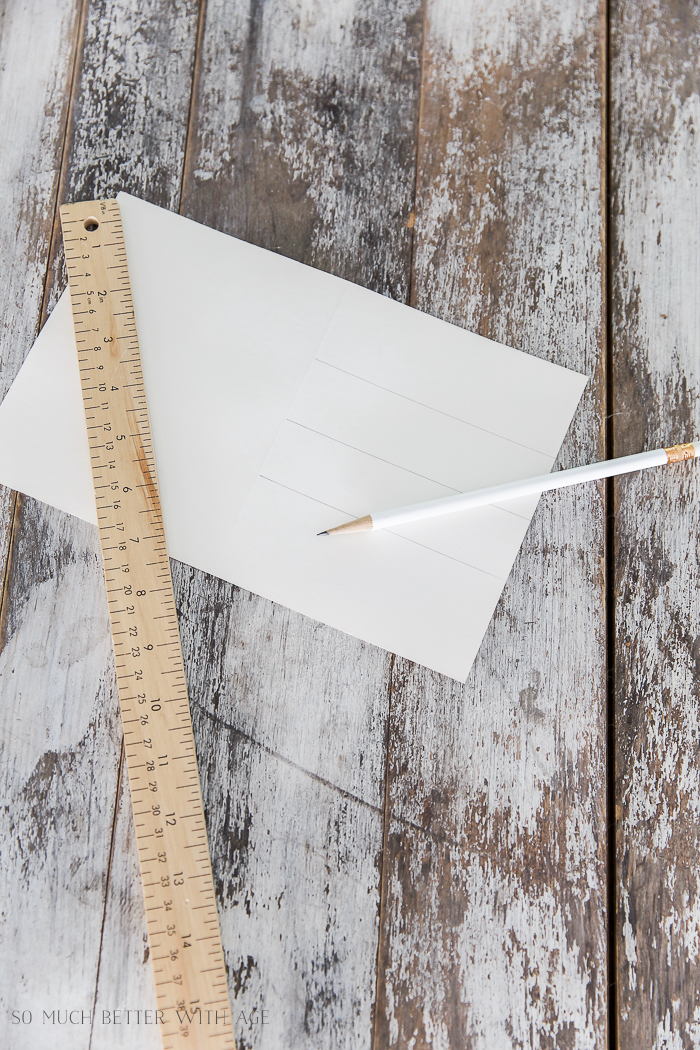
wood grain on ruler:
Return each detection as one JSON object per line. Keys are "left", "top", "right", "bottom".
{"left": 181, "top": 1, "right": 423, "bottom": 1044}
{"left": 374, "top": 1, "right": 608, "bottom": 1045}
{"left": 60, "top": 198, "right": 235, "bottom": 1049}
{"left": 611, "top": 1, "right": 700, "bottom": 1044}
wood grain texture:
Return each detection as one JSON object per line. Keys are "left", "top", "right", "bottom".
{"left": 0, "top": 0, "right": 81, "bottom": 401}
{"left": 0, "top": 2, "right": 200, "bottom": 1045}
{"left": 0, "top": 3, "right": 90, "bottom": 1041}
{"left": 11, "top": 0, "right": 700, "bottom": 1045}
{"left": 0, "top": 486, "right": 18, "bottom": 612}
{"left": 182, "top": 0, "right": 423, "bottom": 294}
{"left": 172, "top": 565, "right": 393, "bottom": 1049}
{"left": 0, "top": 498, "right": 122, "bottom": 1050}
{"left": 43, "top": 0, "right": 200, "bottom": 319}
{"left": 180, "top": 3, "right": 424, "bottom": 1044}
{"left": 374, "top": 1, "right": 608, "bottom": 1045}
{"left": 611, "top": 1, "right": 700, "bottom": 1045}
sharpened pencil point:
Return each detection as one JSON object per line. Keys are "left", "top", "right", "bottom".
{"left": 317, "top": 530, "right": 328, "bottom": 536}
{"left": 322, "top": 514, "right": 374, "bottom": 535}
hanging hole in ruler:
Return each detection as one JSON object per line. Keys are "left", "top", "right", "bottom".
{"left": 83, "top": 216, "right": 100, "bottom": 232}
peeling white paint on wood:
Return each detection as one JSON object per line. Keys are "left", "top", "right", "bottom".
{"left": 11, "top": 0, "right": 699, "bottom": 1044}
{"left": 380, "top": 485, "right": 607, "bottom": 1047}
{"left": 615, "top": 467, "right": 700, "bottom": 1046}
{"left": 0, "top": 0, "right": 80, "bottom": 401}
{"left": 612, "top": 1, "right": 700, "bottom": 1045}
{"left": 0, "top": 503, "right": 122, "bottom": 1050}
{"left": 413, "top": 0, "right": 605, "bottom": 453}
{"left": 0, "top": 2, "right": 201, "bottom": 1046}
{"left": 172, "top": 568, "right": 392, "bottom": 1049}
{"left": 210, "top": 746, "right": 383, "bottom": 1049}
{"left": 385, "top": 836, "right": 600, "bottom": 1048}
{"left": 184, "top": 0, "right": 423, "bottom": 297}
{"left": 181, "top": 2, "right": 424, "bottom": 1043}
{"left": 89, "top": 763, "right": 161, "bottom": 1050}
{"left": 42, "top": 0, "right": 200, "bottom": 319}
{"left": 67, "top": 0, "right": 199, "bottom": 209}
{"left": 375, "top": 0, "right": 607, "bottom": 1045}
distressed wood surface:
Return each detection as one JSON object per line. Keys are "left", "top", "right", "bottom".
{"left": 0, "top": 2, "right": 199, "bottom": 1047}
{"left": 0, "top": 0, "right": 81, "bottom": 403}
{"left": 611, "top": 1, "right": 700, "bottom": 1046}
{"left": 0, "top": 500, "right": 122, "bottom": 1050}
{"left": 181, "top": 3, "right": 423, "bottom": 1044}
{"left": 63, "top": 3, "right": 201, "bottom": 1040}
{"left": 182, "top": 0, "right": 423, "bottom": 294}
{"left": 0, "top": 2, "right": 87, "bottom": 1043}
{"left": 374, "top": 1, "right": 608, "bottom": 1045}
{"left": 173, "top": 565, "right": 393, "bottom": 1048}
{"left": 2, "top": 0, "right": 698, "bottom": 1046}
{"left": 42, "top": 0, "right": 201, "bottom": 320}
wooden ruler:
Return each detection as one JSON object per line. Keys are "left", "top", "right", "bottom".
{"left": 59, "top": 198, "right": 236, "bottom": 1050}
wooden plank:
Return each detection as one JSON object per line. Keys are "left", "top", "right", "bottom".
{"left": 0, "top": 499, "right": 122, "bottom": 1050}
{"left": 0, "top": 484, "right": 18, "bottom": 824}
{"left": 172, "top": 565, "right": 392, "bottom": 1047}
{"left": 0, "top": 0, "right": 81, "bottom": 400}
{"left": 182, "top": 0, "right": 423, "bottom": 293}
{"left": 0, "top": 3, "right": 85, "bottom": 1043}
{"left": 181, "top": 1, "right": 423, "bottom": 1043}
{"left": 0, "top": 5, "right": 619, "bottom": 1048}
{"left": 374, "top": 1, "right": 609, "bottom": 1045}
{"left": 0, "top": 486, "right": 18, "bottom": 616}
{"left": 611, "top": 2, "right": 700, "bottom": 1045}
{"left": 0, "top": 3, "right": 200, "bottom": 1047}
{"left": 43, "top": 0, "right": 201, "bottom": 319}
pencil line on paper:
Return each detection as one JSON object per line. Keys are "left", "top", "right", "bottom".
{"left": 258, "top": 475, "right": 508, "bottom": 580}
{"left": 282, "top": 420, "right": 464, "bottom": 492}
{"left": 257, "top": 475, "right": 354, "bottom": 518}
{"left": 381, "top": 528, "right": 506, "bottom": 579}
{"left": 281, "top": 420, "right": 536, "bottom": 521}
{"left": 314, "top": 357, "right": 556, "bottom": 460}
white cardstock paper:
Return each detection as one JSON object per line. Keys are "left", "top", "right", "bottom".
{"left": 0, "top": 193, "right": 587, "bottom": 680}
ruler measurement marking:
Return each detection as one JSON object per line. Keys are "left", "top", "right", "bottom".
{"left": 59, "top": 200, "right": 235, "bottom": 1050}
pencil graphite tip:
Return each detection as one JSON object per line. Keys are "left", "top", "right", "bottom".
{"left": 317, "top": 530, "right": 328, "bottom": 536}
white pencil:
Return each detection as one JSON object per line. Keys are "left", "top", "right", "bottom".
{"left": 318, "top": 442, "right": 697, "bottom": 535}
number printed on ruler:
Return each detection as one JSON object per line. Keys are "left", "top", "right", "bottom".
{"left": 59, "top": 199, "right": 236, "bottom": 1050}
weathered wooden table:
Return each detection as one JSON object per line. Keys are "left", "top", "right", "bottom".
{"left": 1, "top": 2, "right": 698, "bottom": 1047}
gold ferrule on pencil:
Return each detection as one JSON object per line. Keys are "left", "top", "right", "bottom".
{"left": 664, "top": 442, "right": 696, "bottom": 463}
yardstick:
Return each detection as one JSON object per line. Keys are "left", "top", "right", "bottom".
{"left": 59, "top": 198, "right": 236, "bottom": 1050}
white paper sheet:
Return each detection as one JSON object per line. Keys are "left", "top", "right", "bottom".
{"left": 0, "top": 192, "right": 587, "bottom": 680}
